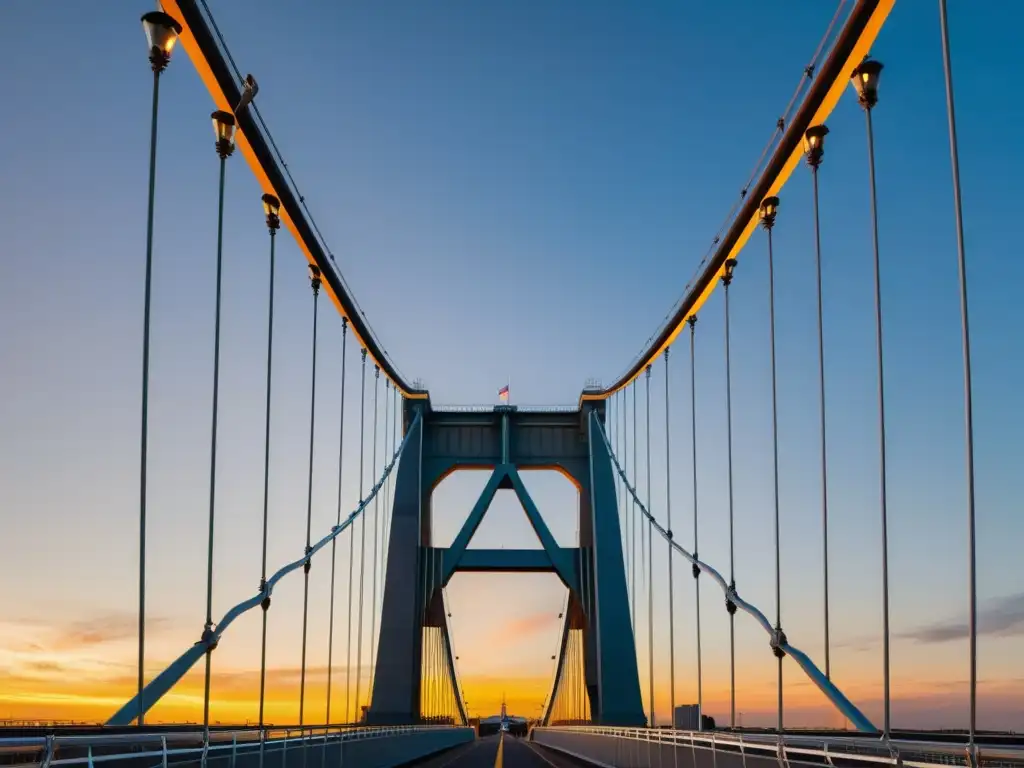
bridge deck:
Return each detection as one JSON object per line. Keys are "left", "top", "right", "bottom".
{"left": 409, "top": 734, "right": 578, "bottom": 767}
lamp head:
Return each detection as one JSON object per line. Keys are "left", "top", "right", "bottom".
{"left": 308, "top": 264, "right": 322, "bottom": 295}
{"left": 722, "top": 257, "right": 738, "bottom": 286}
{"left": 261, "top": 193, "right": 281, "bottom": 231}
{"left": 211, "top": 110, "right": 236, "bottom": 158}
{"left": 759, "top": 196, "right": 780, "bottom": 230}
{"left": 803, "top": 124, "right": 829, "bottom": 168}
{"left": 851, "top": 59, "right": 883, "bottom": 109}
{"left": 141, "top": 11, "right": 181, "bottom": 73}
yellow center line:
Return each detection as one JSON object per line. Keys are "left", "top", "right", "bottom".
{"left": 495, "top": 732, "right": 505, "bottom": 768}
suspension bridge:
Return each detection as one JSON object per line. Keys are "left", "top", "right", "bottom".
{"left": 2, "top": 0, "right": 1020, "bottom": 767}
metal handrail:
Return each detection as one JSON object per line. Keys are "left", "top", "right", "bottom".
{"left": 431, "top": 404, "right": 579, "bottom": 413}
{"left": 0, "top": 725, "right": 471, "bottom": 768}
{"left": 533, "top": 727, "right": 1024, "bottom": 768}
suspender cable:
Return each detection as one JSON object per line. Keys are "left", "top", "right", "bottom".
{"left": 722, "top": 259, "right": 738, "bottom": 729}
{"left": 852, "top": 59, "right": 890, "bottom": 738}
{"left": 367, "top": 366, "right": 381, "bottom": 707}
{"left": 381, "top": 379, "right": 391, "bottom": 603}
{"left": 618, "top": 387, "right": 626, "bottom": 618}
{"left": 759, "top": 195, "right": 784, "bottom": 733}
{"left": 664, "top": 346, "right": 676, "bottom": 728}
{"left": 344, "top": 468, "right": 356, "bottom": 722}
{"left": 937, "top": 3, "right": 978, "bottom": 744}
{"left": 645, "top": 365, "right": 654, "bottom": 727}
{"left": 325, "top": 319, "right": 348, "bottom": 725}
{"left": 202, "top": 121, "right": 234, "bottom": 736}
{"left": 298, "top": 264, "right": 321, "bottom": 727}
{"left": 689, "top": 315, "right": 703, "bottom": 729}
{"left": 632, "top": 382, "right": 638, "bottom": 635}
{"left": 354, "top": 348, "right": 369, "bottom": 722}
{"left": 137, "top": 41, "right": 172, "bottom": 724}
{"left": 257, "top": 195, "right": 280, "bottom": 730}
{"left": 804, "top": 124, "right": 832, "bottom": 680}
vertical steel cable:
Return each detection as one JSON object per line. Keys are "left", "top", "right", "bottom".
{"left": 201, "top": 151, "right": 229, "bottom": 737}
{"left": 645, "top": 365, "right": 654, "bottom": 727}
{"left": 864, "top": 102, "right": 891, "bottom": 739}
{"left": 136, "top": 64, "right": 163, "bottom": 729}
{"left": 764, "top": 208, "right": 784, "bottom": 733}
{"left": 618, "top": 391, "right": 626, "bottom": 614}
{"left": 664, "top": 347, "right": 676, "bottom": 728}
{"left": 353, "top": 348, "right": 368, "bottom": 722}
{"left": 390, "top": 387, "right": 400, "bottom": 550}
{"left": 722, "top": 259, "right": 738, "bottom": 729}
{"left": 344, "top": 483, "right": 356, "bottom": 721}
{"left": 632, "top": 381, "right": 638, "bottom": 635}
{"left": 298, "top": 266, "right": 321, "bottom": 727}
{"left": 325, "top": 320, "right": 348, "bottom": 726}
{"left": 938, "top": 0, "right": 978, "bottom": 744}
{"left": 689, "top": 316, "right": 703, "bottom": 729}
{"left": 381, "top": 380, "right": 391, "bottom": 606}
{"left": 257, "top": 214, "right": 279, "bottom": 731}
{"left": 367, "top": 367, "right": 381, "bottom": 709}
{"left": 810, "top": 156, "right": 832, "bottom": 681}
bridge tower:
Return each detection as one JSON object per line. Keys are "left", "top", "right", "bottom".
{"left": 368, "top": 397, "right": 645, "bottom": 725}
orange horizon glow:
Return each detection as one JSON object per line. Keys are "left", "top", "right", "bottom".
{"left": 3, "top": 650, "right": 1020, "bottom": 729}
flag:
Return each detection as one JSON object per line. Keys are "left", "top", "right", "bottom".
{"left": 498, "top": 384, "right": 509, "bottom": 402}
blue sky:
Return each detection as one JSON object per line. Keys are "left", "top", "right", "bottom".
{"left": 0, "top": 0, "right": 1021, "bottom": 729}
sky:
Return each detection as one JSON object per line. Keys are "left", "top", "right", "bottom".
{"left": 0, "top": 0, "right": 1022, "bottom": 732}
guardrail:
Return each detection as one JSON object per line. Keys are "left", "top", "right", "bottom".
{"left": 530, "top": 726, "right": 1024, "bottom": 768}
{"left": 431, "top": 404, "right": 579, "bottom": 413}
{"left": 0, "top": 724, "right": 473, "bottom": 768}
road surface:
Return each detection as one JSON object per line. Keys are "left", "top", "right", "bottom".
{"left": 410, "top": 732, "right": 584, "bottom": 767}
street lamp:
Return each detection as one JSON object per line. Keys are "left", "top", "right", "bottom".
{"left": 135, "top": 8, "right": 182, "bottom": 729}
{"left": 851, "top": 59, "right": 883, "bottom": 110}
{"left": 256, "top": 192, "right": 280, "bottom": 731}
{"left": 758, "top": 196, "right": 779, "bottom": 230}
{"left": 262, "top": 193, "right": 281, "bottom": 231}
{"left": 202, "top": 107, "right": 236, "bottom": 740}
{"left": 212, "top": 110, "right": 236, "bottom": 159}
{"left": 141, "top": 11, "right": 181, "bottom": 73}
{"left": 854, "top": 55, "right": 892, "bottom": 741}
{"left": 803, "top": 125, "right": 829, "bottom": 169}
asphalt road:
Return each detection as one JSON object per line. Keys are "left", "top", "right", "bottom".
{"left": 408, "top": 733, "right": 584, "bottom": 768}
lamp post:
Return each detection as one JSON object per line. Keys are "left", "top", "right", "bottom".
{"left": 803, "top": 124, "right": 832, "bottom": 682}
{"left": 759, "top": 194, "right": 784, "bottom": 735}
{"left": 136, "top": 10, "right": 181, "bottom": 728}
{"left": 202, "top": 109, "right": 236, "bottom": 739}
{"left": 256, "top": 193, "right": 280, "bottom": 733}
{"left": 852, "top": 57, "right": 891, "bottom": 740}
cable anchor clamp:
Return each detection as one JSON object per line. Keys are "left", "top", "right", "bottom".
{"left": 770, "top": 626, "right": 788, "bottom": 658}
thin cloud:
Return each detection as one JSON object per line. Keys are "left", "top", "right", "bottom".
{"left": 899, "top": 592, "right": 1024, "bottom": 644}
{"left": 2, "top": 613, "right": 169, "bottom": 651}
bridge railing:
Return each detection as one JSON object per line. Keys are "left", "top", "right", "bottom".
{"left": 430, "top": 404, "right": 580, "bottom": 413}
{"left": 0, "top": 724, "right": 474, "bottom": 768}
{"left": 531, "top": 727, "right": 1024, "bottom": 768}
